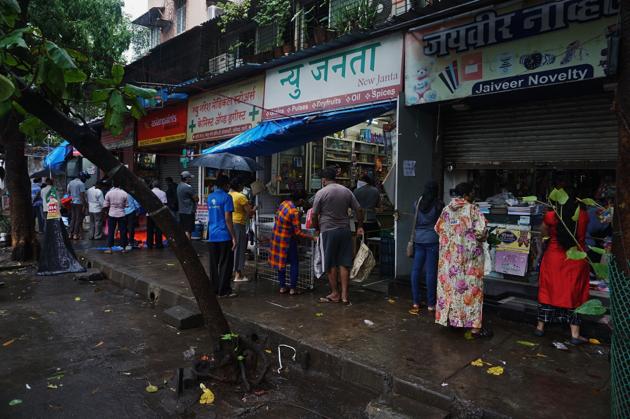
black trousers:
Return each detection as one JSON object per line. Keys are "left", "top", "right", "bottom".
{"left": 208, "top": 241, "right": 234, "bottom": 296}
{"left": 146, "top": 217, "right": 163, "bottom": 248}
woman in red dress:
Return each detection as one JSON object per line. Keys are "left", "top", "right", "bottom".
{"left": 535, "top": 194, "right": 590, "bottom": 344}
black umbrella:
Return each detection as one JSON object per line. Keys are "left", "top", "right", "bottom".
{"left": 190, "top": 152, "right": 263, "bottom": 172}
{"left": 30, "top": 167, "right": 64, "bottom": 179}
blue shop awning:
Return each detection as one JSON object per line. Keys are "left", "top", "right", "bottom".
{"left": 203, "top": 101, "right": 396, "bottom": 158}
{"left": 43, "top": 140, "right": 72, "bottom": 170}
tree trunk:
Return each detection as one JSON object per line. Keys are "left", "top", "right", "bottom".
{"left": 615, "top": 1, "right": 630, "bottom": 275}
{"left": 16, "top": 89, "right": 231, "bottom": 344}
{"left": 0, "top": 112, "right": 38, "bottom": 261}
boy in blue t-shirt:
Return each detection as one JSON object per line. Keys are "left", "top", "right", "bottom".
{"left": 207, "top": 175, "right": 237, "bottom": 297}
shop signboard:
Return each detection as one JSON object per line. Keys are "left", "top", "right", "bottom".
{"left": 493, "top": 225, "right": 531, "bottom": 276}
{"left": 187, "top": 77, "right": 265, "bottom": 143}
{"left": 263, "top": 34, "right": 403, "bottom": 119}
{"left": 196, "top": 203, "right": 208, "bottom": 224}
{"left": 101, "top": 119, "right": 134, "bottom": 150}
{"left": 404, "top": 0, "right": 619, "bottom": 105}
{"left": 137, "top": 104, "right": 187, "bottom": 147}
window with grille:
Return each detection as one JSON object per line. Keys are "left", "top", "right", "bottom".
{"left": 255, "top": 24, "right": 278, "bottom": 54}
{"left": 175, "top": 0, "right": 186, "bottom": 35}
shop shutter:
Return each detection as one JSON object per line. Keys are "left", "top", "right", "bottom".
{"left": 159, "top": 155, "right": 199, "bottom": 195}
{"left": 442, "top": 93, "right": 618, "bottom": 166}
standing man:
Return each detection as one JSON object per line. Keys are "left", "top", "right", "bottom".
{"left": 207, "top": 175, "right": 237, "bottom": 297}
{"left": 147, "top": 180, "right": 167, "bottom": 249}
{"left": 124, "top": 193, "right": 140, "bottom": 250}
{"left": 165, "top": 176, "right": 179, "bottom": 216}
{"left": 353, "top": 175, "right": 381, "bottom": 237}
{"left": 313, "top": 167, "right": 363, "bottom": 305}
{"left": 40, "top": 178, "right": 53, "bottom": 221}
{"left": 31, "top": 178, "right": 44, "bottom": 233}
{"left": 67, "top": 172, "right": 89, "bottom": 240}
{"left": 229, "top": 177, "right": 255, "bottom": 283}
{"left": 177, "top": 171, "right": 198, "bottom": 239}
{"left": 102, "top": 179, "right": 128, "bottom": 254}
{"left": 86, "top": 180, "right": 105, "bottom": 240}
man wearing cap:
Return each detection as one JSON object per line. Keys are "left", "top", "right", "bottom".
{"left": 177, "top": 171, "right": 199, "bottom": 239}
{"left": 67, "top": 172, "right": 89, "bottom": 240}
{"left": 312, "top": 167, "right": 364, "bottom": 305}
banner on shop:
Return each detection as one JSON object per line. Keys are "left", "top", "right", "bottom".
{"left": 101, "top": 118, "right": 134, "bottom": 150}
{"left": 264, "top": 34, "right": 403, "bottom": 119}
{"left": 493, "top": 225, "right": 531, "bottom": 276}
{"left": 137, "top": 104, "right": 187, "bottom": 147}
{"left": 404, "top": 0, "right": 619, "bottom": 105}
{"left": 187, "top": 77, "right": 265, "bottom": 143}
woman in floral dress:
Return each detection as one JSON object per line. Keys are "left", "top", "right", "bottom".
{"left": 434, "top": 182, "right": 490, "bottom": 337}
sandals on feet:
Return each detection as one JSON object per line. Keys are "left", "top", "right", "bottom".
{"left": 409, "top": 305, "right": 420, "bottom": 316}
{"left": 319, "top": 296, "right": 340, "bottom": 303}
{"left": 341, "top": 300, "right": 352, "bottom": 306}
{"left": 279, "top": 288, "right": 289, "bottom": 294}
{"left": 289, "top": 289, "right": 302, "bottom": 296}
{"left": 570, "top": 336, "right": 588, "bottom": 345}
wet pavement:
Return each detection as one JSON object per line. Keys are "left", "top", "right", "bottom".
{"left": 73, "top": 241, "right": 612, "bottom": 419}
{"left": 0, "top": 257, "right": 375, "bottom": 418}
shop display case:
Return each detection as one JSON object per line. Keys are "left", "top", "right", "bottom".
{"left": 271, "top": 145, "right": 306, "bottom": 195}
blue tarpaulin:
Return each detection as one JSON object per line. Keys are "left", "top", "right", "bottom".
{"left": 43, "top": 140, "right": 72, "bottom": 170}
{"left": 202, "top": 102, "right": 396, "bottom": 158}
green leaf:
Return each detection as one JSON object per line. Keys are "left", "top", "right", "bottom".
{"left": 105, "top": 107, "right": 124, "bottom": 136}
{"left": 521, "top": 196, "right": 538, "bottom": 203}
{"left": 91, "top": 88, "right": 113, "bottom": 103}
{"left": 592, "top": 263, "right": 609, "bottom": 280}
{"left": 577, "top": 198, "right": 598, "bottom": 207}
{"left": 34, "top": 57, "right": 46, "bottom": 86}
{"left": 237, "top": 355, "right": 244, "bottom": 361}
{"left": 220, "top": 332, "right": 239, "bottom": 341}
{"left": 65, "top": 48, "right": 88, "bottom": 63}
{"left": 64, "top": 68, "right": 86, "bottom": 83}
{"left": 571, "top": 207, "right": 580, "bottom": 222}
{"left": 123, "top": 84, "right": 156, "bottom": 99}
{"left": 574, "top": 299, "right": 607, "bottom": 316}
{"left": 548, "top": 188, "right": 569, "bottom": 205}
{"left": 0, "top": 0, "right": 20, "bottom": 27}
{"left": 0, "top": 29, "right": 28, "bottom": 50}
{"left": 45, "top": 40, "right": 77, "bottom": 70}
{"left": 19, "top": 115, "right": 45, "bottom": 138}
{"left": 93, "top": 77, "right": 116, "bottom": 86}
{"left": 108, "top": 90, "right": 126, "bottom": 112}
{"left": 0, "top": 74, "right": 15, "bottom": 101}
{"left": 112, "top": 63, "right": 124, "bottom": 84}
{"left": 44, "top": 61, "right": 66, "bottom": 99}
{"left": 130, "top": 102, "right": 145, "bottom": 120}
{"left": 0, "top": 100, "right": 11, "bottom": 118}
{"left": 566, "top": 246, "right": 587, "bottom": 260}
{"left": 588, "top": 246, "right": 606, "bottom": 256}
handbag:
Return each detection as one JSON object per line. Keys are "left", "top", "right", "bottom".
{"left": 351, "top": 236, "right": 376, "bottom": 282}
{"left": 407, "top": 197, "right": 422, "bottom": 258}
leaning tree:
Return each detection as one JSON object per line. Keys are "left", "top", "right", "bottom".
{"left": 0, "top": 0, "right": 267, "bottom": 386}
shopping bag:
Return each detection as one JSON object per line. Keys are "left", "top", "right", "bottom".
{"left": 350, "top": 238, "right": 376, "bottom": 283}
{"left": 305, "top": 208, "right": 314, "bottom": 230}
{"left": 313, "top": 237, "right": 325, "bottom": 279}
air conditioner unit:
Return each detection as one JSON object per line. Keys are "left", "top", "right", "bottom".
{"left": 207, "top": 5, "right": 224, "bottom": 20}
{"left": 208, "top": 53, "right": 234, "bottom": 75}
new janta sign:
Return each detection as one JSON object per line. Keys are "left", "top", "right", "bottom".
{"left": 404, "top": 0, "right": 619, "bottom": 105}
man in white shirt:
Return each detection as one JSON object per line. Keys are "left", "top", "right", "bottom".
{"left": 147, "top": 180, "right": 167, "bottom": 249}
{"left": 86, "top": 181, "right": 105, "bottom": 240}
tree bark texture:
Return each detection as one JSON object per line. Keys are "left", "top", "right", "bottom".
{"left": 16, "top": 89, "right": 231, "bottom": 343}
{"left": 0, "top": 112, "right": 38, "bottom": 261}
{"left": 615, "top": 2, "right": 630, "bottom": 275}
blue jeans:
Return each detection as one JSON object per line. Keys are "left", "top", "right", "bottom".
{"left": 410, "top": 242, "right": 439, "bottom": 307}
{"left": 278, "top": 239, "right": 299, "bottom": 289}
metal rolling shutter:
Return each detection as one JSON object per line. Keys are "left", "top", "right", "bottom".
{"left": 159, "top": 155, "right": 200, "bottom": 195}
{"left": 443, "top": 94, "right": 618, "bottom": 166}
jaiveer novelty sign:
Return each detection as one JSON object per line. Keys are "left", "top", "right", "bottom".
{"left": 404, "top": 0, "right": 619, "bottom": 105}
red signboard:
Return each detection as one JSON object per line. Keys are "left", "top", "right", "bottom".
{"left": 137, "top": 104, "right": 187, "bottom": 147}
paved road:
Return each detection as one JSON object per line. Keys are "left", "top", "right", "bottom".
{"left": 0, "top": 263, "right": 371, "bottom": 418}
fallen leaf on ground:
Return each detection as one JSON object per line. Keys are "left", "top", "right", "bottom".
{"left": 145, "top": 384, "right": 158, "bottom": 393}
{"left": 516, "top": 340, "right": 537, "bottom": 347}
{"left": 387, "top": 299, "right": 396, "bottom": 304}
{"left": 8, "top": 399, "right": 22, "bottom": 406}
{"left": 536, "top": 353, "right": 548, "bottom": 358}
{"left": 486, "top": 366, "right": 504, "bottom": 376}
{"left": 589, "top": 338, "right": 601, "bottom": 345}
{"left": 93, "top": 341, "right": 104, "bottom": 348}
{"left": 74, "top": 297, "right": 81, "bottom": 302}
{"left": 264, "top": 349, "right": 272, "bottom": 354}
{"left": 104, "top": 309, "right": 112, "bottom": 313}
{"left": 166, "top": 263, "right": 175, "bottom": 267}
{"left": 199, "top": 383, "right": 215, "bottom": 405}
{"left": 25, "top": 384, "right": 31, "bottom": 390}
{"left": 3, "top": 338, "right": 16, "bottom": 347}
{"left": 470, "top": 358, "right": 484, "bottom": 367}
{"left": 47, "top": 383, "right": 58, "bottom": 389}
{"left": 464, "top": 330, "right": 474, "bottom": 340}
{"left": 315, "top": 312, "right": 324, "bottom": 317}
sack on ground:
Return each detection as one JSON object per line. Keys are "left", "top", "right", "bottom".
{"left": 313, "top": 237, "right": 325, "bottom": 279}
{"left": 351, "top": 240, "right": 376, "bottom": 283}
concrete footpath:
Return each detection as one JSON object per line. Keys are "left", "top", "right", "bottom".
{"left": 76, "top": 242, "right": 611, "bottom": 418}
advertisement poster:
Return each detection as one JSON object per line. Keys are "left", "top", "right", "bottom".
{"left": 264, "top": 34, "right": 403, "bottom": 119}
{"left": 101, "top": 118, "right": 134, "bottom": 150}
{"left": 405, "top": 0, "right": 619, "bottom": 105}
{"left": 137, "top": 104, "right": 187, "bottom": 147}
{"left": 494, "top": 225, "right": 531, "bottom": 276}
{"left": 187, "top": 77, "right": 265, "bottom": 143}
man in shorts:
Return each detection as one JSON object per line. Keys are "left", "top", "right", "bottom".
{"left": 312, "top": 167, "right": 363, "bottom": 305}
{"left": 177, "top": 171, "right": 198, "bottom": 238}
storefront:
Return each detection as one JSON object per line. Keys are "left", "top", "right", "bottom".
{"left": 187, "top": 76, "right": 265, "bottom": 199}
{"left": 100, "top": 118, "right": 136, "bottom": 171}
{"left": 403, "top": 0, "right": 619, "bottom": 295}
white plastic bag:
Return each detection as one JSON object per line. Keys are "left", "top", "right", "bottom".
{"left": 313, "top": 237, "right": 325, "bottom": 279}
{"left": 350, "top": 238, "right": 376, "bottom": 283}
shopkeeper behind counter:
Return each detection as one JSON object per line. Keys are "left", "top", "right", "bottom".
{"left": 353, "top": 175, "right": 381, "bottom": 237}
